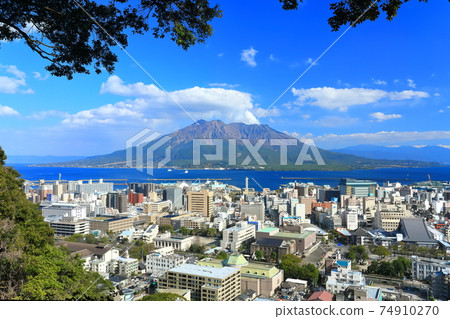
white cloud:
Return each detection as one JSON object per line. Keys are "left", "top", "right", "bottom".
{"left": 407, "top": 78, "right": 416, "bottom": 88}
{"left": 305, "top": 58, "right": 318, "bottom": 66}
{"left": 0, "top": 65, "right": 33, "bottom": 94}
{"left": 67, "top": 75, "right": 260, "bottom": 126}
{"left": 370, "top": 112, "right": 402, "bottom": 122}
{"left": 27, "top": 110, "right": 68, "bottom": 120}
{"left": 218, "top": 53, "right": 224, "bottom": 57}
{"left": 269, "top": 54, "right": 278, "bottom": 62}
{"left": 313, "top": 131, "right": 450, "bottom": 148}
{"left": 240, "top": 47, "right": 258, "bottom": 67}
{"left": 291, "top": 87, "right": 429, "bottom": 111}
{"left": 0, "top": 104, "right": 20, "bottom": 116}
{"left": 311, "top": 115, "right": 359, "bottom": 127}
{"left": 208, "top": 83, "right": 240, "bottom": 89}
{"left": 33, "top": 71, "right": 49, "bottom": 81}
{"left": 373, "top": 79, "right": 387, "bottom": 85}
{"left": 438, "top": 109, "right": 444, "bottom": 113}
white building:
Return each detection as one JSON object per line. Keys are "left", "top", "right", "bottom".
{"left": 345, "top": 210, "right": 359, "bottom": 231}
{"left": 240, "top": 201, "right": 265, "bottom": 221}
{"left": 326, "top": 260, "right": 366, "bottom": 294}
{"left": 145, "top": 251, "right": 188, "bottom": 277}
{"left": 49, "top": 217, "right": 90, "bottom": 237}
{"left": 411, "top": 256, "right": 450, "bottom": 280}
{"left": 153, "top": 232, "right": 195, "bottom": 251}
{"left": 75, "top": 179, "right": 114, "bottom": 194}
{"left": 115, "top": 256, "right": 139, "bottom": 277}
{"left": 42, "top": 203, "right": 87, "bottom": 221}
{"left": 221, "top": 221, "right": 256, "bottom": 252}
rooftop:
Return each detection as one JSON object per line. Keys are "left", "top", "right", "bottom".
{"left": 258, "top": 227, "right": 279, "bottom": 233}
{"left": 168, "top": 263, "right": 239, "bottom": 279}
{"left": 400, "top": 218, "right": 437, "bottom": 243}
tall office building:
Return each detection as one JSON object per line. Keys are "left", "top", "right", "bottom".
{"left": 164, "top": 187, "right": 183, "bottom": 209}
{"left": 106, "top": 192, "right": 128, "bottom": 213}
{"left": 339, "top": 179, "right": 377, "bottom": 198}
{"left": 187, "top": 189, "right": 213, "bottom": 218}
{"left": 129, "top": 183, "right": 157, "bottom": 196}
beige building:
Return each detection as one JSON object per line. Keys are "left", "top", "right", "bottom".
{"left": 255, "top": 227, "right": 316, "bottom": 253}
{"left": 374, "top": 203, "right": 411, "bottom": 232}
{"left": 158, "top": 263, "right": 241, "bottom": 301}
{"left": 88, "top": 216, "right": 133, "bottom": 234}
{"left": 187, "top": 189, "right": 213, "bottom": 218}
{"left": 143, "top": 200, "right": 171, "bottom": 214}
{"left": 198, "top": 253, "right": 284, "bottom": 298}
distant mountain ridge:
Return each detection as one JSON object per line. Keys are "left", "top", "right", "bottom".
{"left": 331, "top": 145, "right": 450, "bottom": 164}
{"left": 36, "top": 120, "right": 441, "bottom": 170}
{"left": 6, "top": 155, "right": 87, "bottom": 164}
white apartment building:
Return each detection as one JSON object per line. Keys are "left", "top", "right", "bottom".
{"left": 145, "top": 251, "right": 188, "bottom": 277}
{"left": 326, "top": 260, "right": 366, "bottom": 294}
{"left": 115, "top": 257, "right": 139, "bottom": 277}
{"left": 42, "top": 203, "right": 87, "bottom": 221}
{"left": 411, "top": 256, "right": 450, "bottom": 280}
{"left": 220, "top": 221, "right": 256, "bottom": 252}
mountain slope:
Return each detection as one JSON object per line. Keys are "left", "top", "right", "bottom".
{"left": 40, "top": 120, "right": 441, "bottom": 170}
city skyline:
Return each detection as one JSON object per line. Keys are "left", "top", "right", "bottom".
{"left": 1, "top": 1, "right": 450, "bottom": 156}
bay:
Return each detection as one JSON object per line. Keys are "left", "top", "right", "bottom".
{"left": 9, "top": 164, "right": 450, "bottom": 190}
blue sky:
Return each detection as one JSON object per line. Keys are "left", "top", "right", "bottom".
{"left": 1, "top": 0, "right": 450, "bottom": 156}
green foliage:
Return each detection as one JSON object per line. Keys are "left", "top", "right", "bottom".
{"left": 84, "top": 234, "right": 97, "bottom": 245}
{"left": 65, "top": 234, "right": 84, "bottom": 242}
{"left": 367, "top": 256, "right": 411, "bottom": 278}
{"left": 179, "top": 227, "right": 192, "bottom": 236}
{"left": 373, "top": 245, "right": 391, "bottom": 258}
{"left": 202, "top": 228, "right": 216, "bottom": 237}
{"left": 159, "top": 224, "right": 174, "bottom": 234}
{"left": 255, "top": 250, "right": 263, "bottom": 261}
{"left": 347, "top": 245, "right": 368, "bottom": 263}
{"left": 140, "top": 292, "right": 186, "bottom": 301}
{"left": 128, "top": 240, "right": 154, "bottom": 260}
{"left": 0, "top": 146, "right": 113, "bottom": 300}
{"left": 279, "top": 254, "right": 319, "bottom": 285}
{"left": 0, "top": 0, "right": 222, "bottom": 79}
{"left": 216, "top": 251, "right": 228, "bottom": 260}
{"left": 189, "top": 243, "right": 206, "bottom": 254}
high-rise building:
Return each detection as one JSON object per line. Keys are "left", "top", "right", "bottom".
{"left": 240, "top": 201, "right": 265, "bottom": 221}
{"left": 75, "top": 179, "right": 114, "bottom": 194}
{"left": 106, "top": 192, "right": 128, "bottom": 213}
{"left": 129, "top": 183, "right": 157, "bottom": 196}
{"left": 187, "top": 189, "right": 213, "bottom": 218}
{"left": 339, "top": 179, "right": 377, "bottom": 198}
{"left": 164, "top": 187, "right": 183, "bottom": 209}
{"left": 128, "top": 190, "right": 144, "bottom": 205}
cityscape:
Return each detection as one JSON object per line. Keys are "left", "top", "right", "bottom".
{"left": 20, "top": 174, "right": 450, "bottom": 301}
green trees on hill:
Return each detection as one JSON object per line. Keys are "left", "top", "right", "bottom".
{"left": 0, "top": 147, "right": 113, "bottom": 300}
